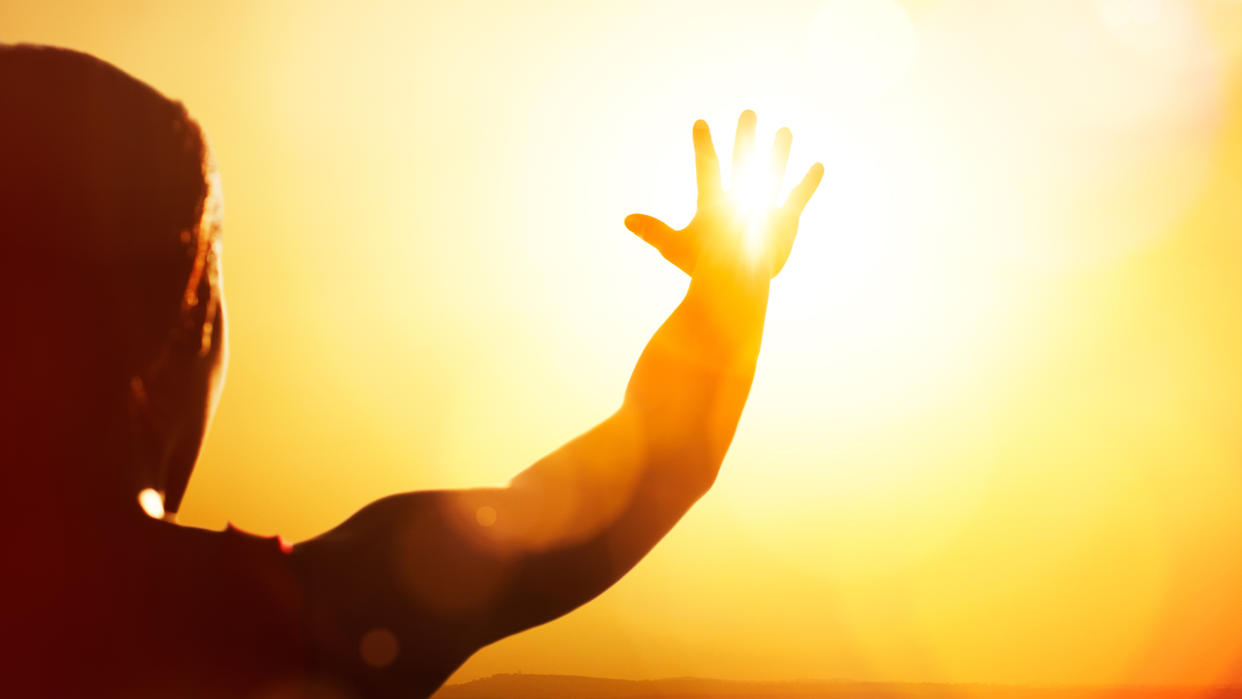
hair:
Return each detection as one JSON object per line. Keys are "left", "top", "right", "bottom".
{"left": 0, "top": 44, "right": 221, "bottom": 510}
{"left": 1, "top": 42, "right": 219, "bottom": 367}
{"left": 0, "top": 43, "right": 219, "bottom": 373}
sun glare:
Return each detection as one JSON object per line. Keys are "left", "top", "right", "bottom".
{"left": 729, "top": 148, "right": 774, "bottom": 261}
{"left": 38, "top": 0, "right": 1239, "bottom": 688}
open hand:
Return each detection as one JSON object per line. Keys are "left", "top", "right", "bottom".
{"left": 625, "top": 110, "right": 823, "bottom": 279}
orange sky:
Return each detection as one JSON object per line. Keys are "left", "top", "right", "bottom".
{"left": 6, "top": 0, "right": 1242, "bottom": 691}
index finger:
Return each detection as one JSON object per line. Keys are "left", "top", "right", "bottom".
{"left": 693, "top": 119, "right": 722, "bottom": 205}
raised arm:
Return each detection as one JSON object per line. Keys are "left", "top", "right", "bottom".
{"left": 290, "top": 112, "right": 823, "bottom": 698}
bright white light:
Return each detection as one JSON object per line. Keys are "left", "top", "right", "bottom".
{"left": 729, "top": 145, "right": 775, "bottom": 261}
{"left": 137, "top": 488, "right": 165, "bottom": 519}
{"left": 732, "top": 167, "right": 768, "bottom": 219}
{"left": 1096, "top": 0, "right": 1166, "bottom": 26}
{"left": 806, "top": 0, "right": 917, "bottom": 97}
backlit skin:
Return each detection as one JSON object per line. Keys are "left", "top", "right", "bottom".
{"left": 291, "top": 111, "right": 824, "bottom": 697}
{"left": 0, "top": 45, "right": 820, "bottom": 699}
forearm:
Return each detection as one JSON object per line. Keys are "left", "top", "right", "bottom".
{"left": 505, "top": 251, "right": 771, "bottom": 540}
{"left": 622, "top": 252, "right": 771, "bottom": 488}
{"left": 469, "top": 262, "right": 771, "bottom": 630}
{"left": 291, "top": 114, "right": 818, "bottom": 687}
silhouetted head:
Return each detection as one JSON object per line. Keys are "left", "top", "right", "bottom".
{"left": 0, "top": 44, "right": 224, "bottom": 520}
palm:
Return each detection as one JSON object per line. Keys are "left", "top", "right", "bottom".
{"left": 625, "top": 111, "right": 823, "bottom": 278}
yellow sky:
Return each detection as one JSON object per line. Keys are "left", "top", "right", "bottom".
{"left": 6, "top": 0, "right": 1242, "bottom": 690}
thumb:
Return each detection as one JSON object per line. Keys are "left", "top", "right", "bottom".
{"left": 624, "top": 214, "right": 677, "bottom": 249}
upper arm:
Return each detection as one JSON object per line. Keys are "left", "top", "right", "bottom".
{"left": 289, "top": 410, "right": 712, "bottom": 694}
{"left": 289, "top": 487, "right": 512, "bottom": 693}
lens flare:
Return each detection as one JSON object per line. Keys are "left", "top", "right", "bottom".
{"left": 732, "top": 169, "right": 768, "bottom": 260}
{"left": 137, "top": 488, "right": 165, "bottom": 520}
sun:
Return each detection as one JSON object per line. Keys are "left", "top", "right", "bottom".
{"left": 728, "top": 146, "right": 776, "bottom": 261}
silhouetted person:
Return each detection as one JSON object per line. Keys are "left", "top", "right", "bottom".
{"left": 0, "top": 44, "right": 822, "bottom": 698}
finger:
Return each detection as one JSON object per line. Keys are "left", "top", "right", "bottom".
{"left": 624, "top": 213, "right": 677, "bottom": 248}
{"left": 783, "top": 162, "right": 824, "bottom": 218}
{"left": 767, "top": 127, "right": 792, "bottom": 205}
{"left": 692, "top": 120, "right": 722, "bottom": 204}
{"left": 730, "top": 109, "right": 757, "bottom": 191}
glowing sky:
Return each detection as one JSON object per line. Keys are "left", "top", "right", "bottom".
{"left": 6, "top": 0, "right": 1242, "bottom": 691}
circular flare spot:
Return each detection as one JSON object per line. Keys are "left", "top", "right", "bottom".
{"left": 359, "top": 628, "right": 399, "bottom": 668}
{"left": 475, "top": 505, "right": 498, "bottom": 527}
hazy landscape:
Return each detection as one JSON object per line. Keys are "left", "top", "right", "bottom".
{"left": 435, "top": 675, "right": 1242, "bottom": 699}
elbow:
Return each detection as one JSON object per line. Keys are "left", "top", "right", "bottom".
{"left": 684, "top": 466, "right": 720, "bottom": 502}
{"left": 642, "top": 443, "right": 722, "bottom": 507}
{"left": 613, "top": 402, "right": 731, "bottom": 506}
